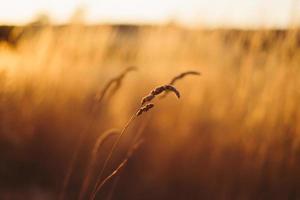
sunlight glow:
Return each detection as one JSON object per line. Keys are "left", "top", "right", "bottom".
{"left": 0, "top": 0, "right": 299, "bottom": 27}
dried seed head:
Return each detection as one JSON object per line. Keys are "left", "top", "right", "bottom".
{"left": 141, "top": 95, "right": 155, "bottom": 106}
{"left": 136, "top": 103, "right": 155, "bottom": 116}
{"left": 141, "top": 85, "right": 180, "bottom": 105}
{"left": 159, "top": 70, "right": 200, "bottom": 99}
{"left": 169, "top": 71, "right": 201, "bottom": 85}
{"left": 96, "top": 66, "right": 137, "bottom": 102}
{"left": 164, "top": 85, "right": 180, "bottom": 98}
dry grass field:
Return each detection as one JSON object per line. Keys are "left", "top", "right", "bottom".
{"left": 0, "top": 24, "right": 300, "bottom": 199}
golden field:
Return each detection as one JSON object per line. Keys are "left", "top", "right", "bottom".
{"left": 0, "top": 24, "right": 300, "bottom": 199}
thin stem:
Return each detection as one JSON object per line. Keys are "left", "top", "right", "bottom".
{"left": 97, "top": 139, "right": 143, "bottom": 196}
{"left": 89, "top": 114, "right": 137, "bottom": 200}
{"left": 78, "top": 130, "right": 119, "bottom": 200}
{"left": 59, "top": 114, "right": 98, "bottom": 200}
{"left": 105, "top": 114, "right": 152, "bottom": 200}
{"left": 97, "top": 159, "right": 128, "bottom": 192}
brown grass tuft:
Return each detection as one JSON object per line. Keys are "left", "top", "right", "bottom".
{"left": 60, "top": 67, "right": 136, "bottom": 200}
{"left": 90, "top": 85, "right": 181, "bottom": 200}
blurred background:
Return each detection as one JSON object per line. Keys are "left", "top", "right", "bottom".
{"left": 1, "top": 0, "right": 300, "bottom": 199}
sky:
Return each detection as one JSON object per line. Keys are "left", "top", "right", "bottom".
{"left": 0, "top": 0, "right": 299, "bottom": 27}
